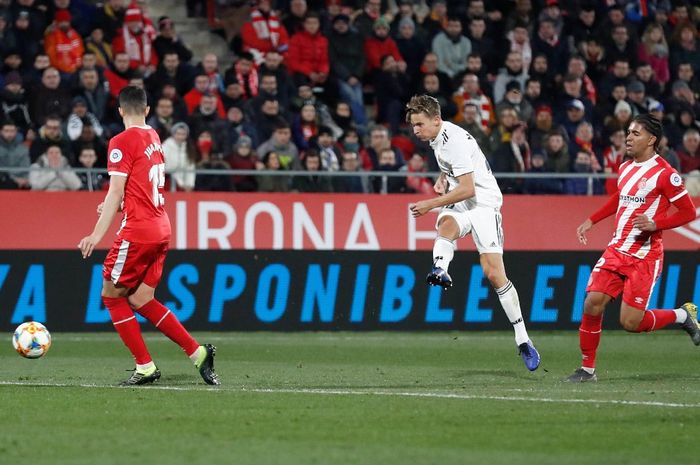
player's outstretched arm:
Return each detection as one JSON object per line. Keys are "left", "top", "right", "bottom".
{"left": 78, "top": 176, "right": 126, "bottom": 258}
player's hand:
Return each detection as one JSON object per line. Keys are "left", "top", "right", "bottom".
{"left": 409, "top": 201, "right": 432, "bottom": 218}
{"left": 96, "top": 202, "right": 104, "bottom": 216}
{"left": 77, "top": 234, "right": 98, "bottom": 259}
{"left": 434, "top": 177, "right": 447, "bottom": 195}
{"left": 632, "top": 214, "right": 657, "bottom": 232}
{"left": 576, "top": 219, "right": 593, "bottom": 245}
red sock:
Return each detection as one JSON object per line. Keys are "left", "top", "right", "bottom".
{"left": 103, "top": 296, "right": 152, "bottom": 365}
{"left": 580, "top": 313, "right": 603, "bottom": 370}
{"left": 635, "top": 310, "right": 677, "bottom": 332}
{"left": 136, "top": 299, "right": 199, "bottom": 356}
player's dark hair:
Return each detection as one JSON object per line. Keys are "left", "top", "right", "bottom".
{"left": 632, "top": 113, "right": 663, "bottom": 151}
{"left": 405, "top": 94, "right": 441, "bottom": 122}
{"left": 118, "top": 85, "right": 147, "bottom": 115}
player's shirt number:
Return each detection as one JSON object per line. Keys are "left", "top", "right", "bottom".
{"left": 149, "top": 163, "right": 165, "bottom": 207}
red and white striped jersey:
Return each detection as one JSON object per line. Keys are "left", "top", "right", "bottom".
{"left": 609, "top": 154, "right": 688, "bottom": 259}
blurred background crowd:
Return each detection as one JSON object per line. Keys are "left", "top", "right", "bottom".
{"left": 0, "top": 0, "right": 699, "bottom": 195}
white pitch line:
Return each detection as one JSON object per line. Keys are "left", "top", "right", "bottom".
{"left": 0, "top": 381, "right": 695, "bottom": 408}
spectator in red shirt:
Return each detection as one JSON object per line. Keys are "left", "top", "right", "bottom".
{"left": 678, "top": 128, "right": 700, "bottom": 173}
{"left": 364, "top": 17, "right": 405, "bottom": 79}
{"left": 184, "top": 74, "right": 226, "bottom": 117}
{"left": 287, "top": 12, "right": 329, "bottom": 88}
{"left": 44, "top": 9, "right": 84, "bottom": 74}
{"left": 112, "top": 4, "right": 158, "bottom": 76}
{"left": 240, "top": 0, "right": 289, "bottom": 64}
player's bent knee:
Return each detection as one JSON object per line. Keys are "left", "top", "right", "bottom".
{"left": 620, "top": 316, "right": 641, "bottom": 332}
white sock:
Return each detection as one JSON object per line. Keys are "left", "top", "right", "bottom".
{"left": 189, "top": 346, "right": 204, "bottom": 364}
{"left": 433, "top": 236, "right": 455, "bottom": 271}
{"left": 136, "top": 361, "right": 155, "bottom": 373}
{"left": 674, "top": 308, "right": 687, "bottom": 324}
{"left": 581, "top": 366, "right": 595, "bottom": 374}
{"left": 495, "top": 280, "right": 529, "bottom": 346}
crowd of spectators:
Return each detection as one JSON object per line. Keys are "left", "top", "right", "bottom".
{"left": 0, "top": 0, "right": 699, "bottom": 195}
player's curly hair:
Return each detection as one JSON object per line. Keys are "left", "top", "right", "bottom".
{"left": 405, "top": 94, "right": 441, "bottom": 122}
{"left": 632, "top": 113, "right": 663, "bottom": 151}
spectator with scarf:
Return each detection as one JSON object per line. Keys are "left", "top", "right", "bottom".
{"left": 112, "top": 4, "right": 157, "bottom": 76}
{"left": 240, "top": 0, "right": 289, "bottom": 64}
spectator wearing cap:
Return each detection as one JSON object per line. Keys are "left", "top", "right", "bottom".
{"left": 496, "top": 80, "right": 533, "bottom": 124}
{"left": 558, "top": 98, "right": 587, "bottom": 142}
{"left": 44, "top": 9, "right": 84, "bottom": 74}
{"left": 638, "top": 23, "right": 670, "bottom": 89}
{"left": 162, "top": 122, "right": 196, "bottom": 191}
{"left": 312, "top": 125, "right": 341, "bottom": 171}
{"left": 153, "top": 15, "right": 193, "bottom": 64}
{"left": 431, "top": 16, "right": 471, "bottom": 80}
{"left": 66, "top": 96, "right": 104, "bottom": 141}
{"left": 112, "top": 4, "right": 157, "bottom": 75}
{"left": 287, "top": 12, "right": 330, "bottom": 91}
{"left": 493, "top": 51, "right": 528, "bottom": 104}
{"left": 29, "top": 143, "right": 81, "bottom": 191}
{"left": 0, "top": 120, "right": 30, "bottom": 189}
{"left": 225, "top": 134, "right": 258, "bottom": 192}
{"left": 391, "top": 0, "right": 428, "bottom": 44}
{"left": 1, "top": 71, "right": 32, "bottom": 134}
{"left": 30, "top": 67, "right": 72, "bottom": 123}
{"left": 328, "top": 14, "right": 367, "bottom": 132}
{"left": 364, "top": 17, "right": 406, "bottom": 78}
{"left": 240, "top": 0, "right": 289, "bottom": 64}
{"left": 354, "top": 0, "right": 385, "bottom": 39}
{"left": 626, "top": 80, "right": 660, "bottom": 116}
{"left": 395, "top": 16, "right": 428, "bottom": 90}
{"left": 609, "top": 100, "right": 633, "bottom": 131}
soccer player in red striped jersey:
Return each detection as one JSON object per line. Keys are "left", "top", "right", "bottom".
{"left": 78, "top": 86, "right": 220, "bottom": 386}
{"left": 567, "top": 114, "right": 699, "bottom": 383}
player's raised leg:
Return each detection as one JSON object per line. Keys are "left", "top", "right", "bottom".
{"left": 129, "top": 282, "right": 220, "bottom": 385}
{"left": 620, "top": 302, "right": 700, "bottom": 343}
{"left": 480, "top": 252, "right": 539, "bottom": 371}
{"left": 101, "top": 280, "right": 161, "bottom": 386}
{"left": 426, "top": 216, "right": 460, "bottom": 289}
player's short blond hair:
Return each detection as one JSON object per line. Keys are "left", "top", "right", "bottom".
{"left": 405, "top": 95, "right": 441, "bottom": 122}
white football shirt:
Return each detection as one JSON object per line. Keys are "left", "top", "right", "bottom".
{"left": 429, "top": 120, "right": 503, "bottom": 210}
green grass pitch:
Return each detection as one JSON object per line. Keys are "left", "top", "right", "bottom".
{"left": 2, "top": 331, "right": 699, "bottom": 465}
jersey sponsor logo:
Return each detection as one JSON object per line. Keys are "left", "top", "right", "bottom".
{"left": 619, "top": 194, "right": 646, "bottom": 204}
{"left": 670, "top": 172, "right": 682, "bottom": 187}
{"left": 109, "top": 148, "right": 123, "bottom": 163}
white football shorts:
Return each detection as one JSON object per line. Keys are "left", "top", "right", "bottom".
{"left": 436, "top": 203, "right": 504, "bottom": 254}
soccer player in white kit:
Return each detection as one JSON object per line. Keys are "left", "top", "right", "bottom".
{"left": 405, "top": 95, "right": 540, "bottom": 371}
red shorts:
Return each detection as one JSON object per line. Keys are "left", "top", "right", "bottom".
{"left": 586, "top": 247, "right": 663, "bottom": 310}
{"left": 102, "top": 238, "right": 169, "bottom": 289}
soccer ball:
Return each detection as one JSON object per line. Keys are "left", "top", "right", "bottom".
{"left": 13, "top": 321, "right": 52, "bottom": 359}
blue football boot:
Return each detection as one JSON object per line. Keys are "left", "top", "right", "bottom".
{"left": 426, "top": 267, "right": 452, "bottom": 289}
{"left": 518, "top": 340, "right": 540, "bottom": 371}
